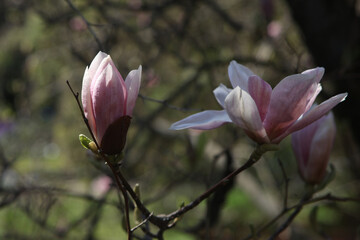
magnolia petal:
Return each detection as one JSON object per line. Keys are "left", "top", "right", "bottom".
{"left": 92, "top": 64, "right": 127, "bottom": 143}
{"left": 82, "top": 52, "right": 108, "bottom": 136}
{"left": 170, "top": 110, "right": 232, "bottom": 130}
{"left": 248, "top": 75, "right": 272, "bottom": 121}
{"left": 224, "top": 87, "right": 269, "bottom": 143}
{"left": 81, "top": 67, "right": 97, "bottom": 135}
{"left": 91, "top": 56, "right": 114, "bottom": 93}
{"left": 274, "top": 93, "right": 347, "bottom": 143}
{"left": 291, "top": 129, "right": 307, "bottom": 179}
{"left": 228, "top": 60, "right": 255, "bottom": 90}
{"left": 125, "top": 65, "right": 142, "bottom": 116}
{"left": 264, "top": 67, "right": 324, "bottom": 140}
{"left": 292, "top": 116, "right": 323, "bottom": 178}
{"left": 88, "top": 52, "right": 108, "bottom": 77}
{"left": 213, "top": 84, "right": 231, "bottom": 108}
{"left": 305, "top": 84, "right": 322, "bottom": 113}
{"left": 305, "top": 113, "right": 336, "bottom": 184}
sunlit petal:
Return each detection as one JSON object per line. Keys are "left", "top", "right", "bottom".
{"left": 225, "top": 87, "right": 269, "bottom": 143}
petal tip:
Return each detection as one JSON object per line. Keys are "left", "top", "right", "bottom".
{"left": 340, "top": 92, "right": 348, "bottom": 102}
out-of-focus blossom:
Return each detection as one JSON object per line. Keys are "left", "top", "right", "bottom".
{"left": 170, "top": 61, "right": 347, "bottom": 144}
{"left": 82, "top": 51, "right": 142, "bottom": 154}
{"left": 91, "top": 176, "right": 112, "bottom": 198}
{"left": 292, "top": 112, "right": 336, "bottom": 184}
{"left": 267, "top": 21, "right": 282, "bottom": 38}
{"left": 69, "top": 16, "right": 87, "bottom": 31}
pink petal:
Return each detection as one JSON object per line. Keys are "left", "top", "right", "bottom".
{"left": 91, "top": 56, "right": 115, "bottom": 94}
{"left": 224, "top": 87, "right": 269, "bottom": 143}
{"left": 92, "top": 64, "right": 127, "bottom": 143}
{"left": 125, "top": 65, "right": 142, "bottom": 116}
{"left": 213, "top": 84, "right": 231, "bottom": 108}
{"left": 88, "top": 51, "right": 108, "bottom": 77}
{"left": 170, "top": 110, "right": 232, "bottom": 130}
{"left": 247, "top": 75, "right": 272, "bottom": 121}
{"left": 264, "top": 67, "right": 324, "bottom": 140}
{"left": 81, "top": 67, "right": 96, "bottom": 134}
{"left": 275, "top": 93, "right": 347, "bottom": 143}
{"left": 292, "top": 116, "right": 323, "bottom": 173}
{"left": 305, "top": 113, "right": 335, "bottom": 183}
{"left": 82, "top": 52, "right": 108, "bottom": 137}
{"left": 228, "top": 61, "right": 255, "bottom": 90}
{"left": 291, "top": 128, "right": 307, "bottom": 178}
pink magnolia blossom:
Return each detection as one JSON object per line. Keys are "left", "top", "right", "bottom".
{"left": 292, "top": 112, "right": 335, "bottom": 184}
{"left": 82, "top": 51, "right": 142, "bottom": 154}
{"left": 170, "top": 61, "right": 347, "bottom": 144}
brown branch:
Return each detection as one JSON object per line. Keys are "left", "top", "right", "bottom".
{"left": 117, "top": 144, "right": 278, "bottom": 230}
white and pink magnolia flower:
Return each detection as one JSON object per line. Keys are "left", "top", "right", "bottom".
{"left": 170, "top": 61, "right": 347, "bottom": 144}
{"left": 82, "top": 51, "right": 142, "bottom": 154}
{"left": 292, "top": 112, "right": 335, "bottom": 184}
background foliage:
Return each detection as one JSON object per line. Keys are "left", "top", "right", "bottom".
{"left": 0, "top": 0, "right": 359, "bottom": 239}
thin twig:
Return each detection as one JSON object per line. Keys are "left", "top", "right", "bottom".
{"left": 277, "top": 158, "right": 289, "bottom": 209}
{"left": 242, "top": 191, "right": 360, "bottom": 240}
{"left": 131, "top": 213, "right": 153, "bottom": 232}
{"left": 103, "top": 156, "right": 132, "bottom": 240}
{"left": 64, "top": 0, "right": 104, "bottom": 51}
{"left": 267, "top": 205, "right": 302, "bottom": 240}
{"left": 66, "top": 81, "right": 100, "bottom": 150}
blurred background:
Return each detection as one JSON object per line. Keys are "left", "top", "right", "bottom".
{"left": 0, "top": 0, "right": 359, "bottom": 239}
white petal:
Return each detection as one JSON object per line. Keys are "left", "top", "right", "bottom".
{"left": 224, "top": 87, "right": 269, "bottom": 143}
{"left": 125, "top": 65, "right": 142, "bottom": 116}
{"left": 228, "top": 60, "right": 255, "bottom": 90}
{"left": 170, "top": 110, "right": 232, "bottom": 130}
{"left": 213, "top": 84, "right": 231, "bottom": 108}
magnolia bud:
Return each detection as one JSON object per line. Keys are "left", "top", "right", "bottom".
{"left": 81, "top": 51, "right": 142, "bottom": 155}
{"left": 292, "top": 112, "right": 336, "bottom": 184}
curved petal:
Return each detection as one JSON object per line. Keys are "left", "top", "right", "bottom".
{"left": 292, "top": 116, "right": 323, "bottom": 177}
{"left": 305, "top": 84, "right": 322, "bottom": 113}
{"left": 213, "top": 84, "right": 231, "bottom": 108}
{"left": 92, "top": 64, "right": 127, "bottom": 144}
{"left": 248, "top": 75, "right": 272, "bottom": 121}
{"left": 82, "top": 52, "right": 108, "bottom": 136}
{"left": 125, "top": 65, "right": 142, "bottom": 116}
{"left": 274, "top": 92, "right": 347, "bottom": 143}
{"left": 88, "top": 51, "right": 108, "bottom": 77}
{"left": 305, "top": 113, "right": 335, "bottom": 183}
{"left": 81, "top": 66, "right": 96, "bottom": 134}
{"left": 170, "top": 110, "right": 232, "bottom": 130}
{"left": 291, "top": 129, "right": 307, "bottom": 179}
{"left": 264, "top": 67, "right": 324, "bottom": 140}
{"left": 228, "top": 60, "right": 255, "bottom": 90}
{"left": 225, "top": 87, "right": 269, "bottom": 143}
{"left": 91, "top": 56, "right": 114, "bottom": 93}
